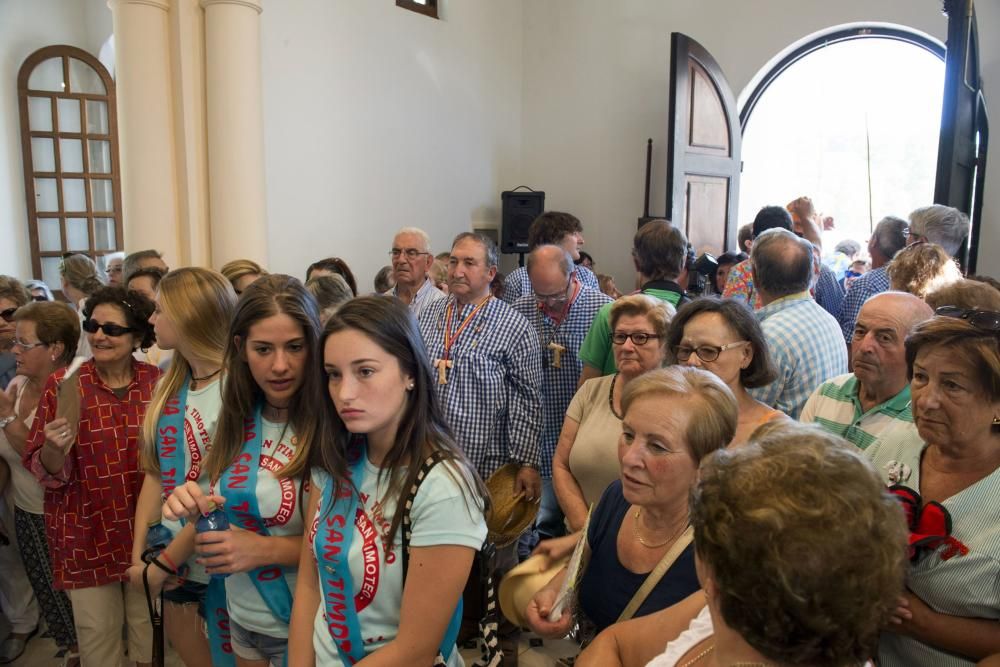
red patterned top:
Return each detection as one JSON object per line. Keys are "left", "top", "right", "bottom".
{"left": 24, "top": 359, "right": 161, "bottom": 589}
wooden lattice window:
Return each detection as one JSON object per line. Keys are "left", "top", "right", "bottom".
{"left": 17, "top": 45, "right": 123, "bottom": 290}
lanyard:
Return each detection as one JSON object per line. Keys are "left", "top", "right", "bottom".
{"left": 441, "top": 295, "right": 491, "bottom": 361}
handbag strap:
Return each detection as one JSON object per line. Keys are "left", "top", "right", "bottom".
{"left": 401, "top": 449, "right": 449, "bottom": 579}
{"left": 616, "top": 525, "right": 694, "bottom": 622}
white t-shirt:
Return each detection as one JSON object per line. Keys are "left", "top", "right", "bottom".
{"left": 158, "top": 379, "right": 223, "bottom": 584}
{"left": 309, "top": 456, "right": 487, "bottom": 666}
{"left": 0, "top": 381, "right": 44, "bottom": 514}
{"left": 222, "top": 418, "right": 303, "bottom": 637}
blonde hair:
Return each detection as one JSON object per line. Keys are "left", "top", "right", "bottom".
{"left": 887, "top": 243, "right": 963, "bottom": 299}
{"left": 621, "top": 366, "right": 736, "bottom": 462}
{"left": 142, "top": 268, "right": 237, "bottom": 473}
{"left": 220, "top": 259, "right": 267, "bottom": 291}
{"left": 609, "top": 293, "right": 676, "bottom": 339}
{"left": 60, "top": 254, "right": 105, "bottom": 295}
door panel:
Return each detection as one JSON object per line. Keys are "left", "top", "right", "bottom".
{"left": 666, "top": 32, "right": 741, "bottom": 256}
{"left": 935, "top": 0, "right": 987, "bottom": 271}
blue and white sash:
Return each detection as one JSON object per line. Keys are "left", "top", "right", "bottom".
{"left": 219, "top": 404, "right": 295, "bottom": 624}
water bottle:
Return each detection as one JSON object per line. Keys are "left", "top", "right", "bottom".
{"left": 146, "top": 520, "right": 174, "bottom": 555}
{"left": 196, "top": 502, "right": 230, "bottom": 580}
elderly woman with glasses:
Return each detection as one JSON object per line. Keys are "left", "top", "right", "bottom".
{"left": 24, "top": 286, "right": 160, "bottom": 667}
{"left": 0, "top": 302, "right": 80, "bottom": 663}
{"left": 863, "top": 310, "right": 1000, "bottom": 666}
{"left": 665, "top": 297, "right": 784, "bottom": 445}
{"left": 552, "top": 294, "right": 675, "bottom": 533}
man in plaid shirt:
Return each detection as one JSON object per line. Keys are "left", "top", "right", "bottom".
{"left": 418, "top": 232, "right": 543, "bottom": 500}
{"left": 749, "top": 228, "right": 848, "bottom": 419}
{"left": 511, "top": 245, "right": 611, "bottom": 540}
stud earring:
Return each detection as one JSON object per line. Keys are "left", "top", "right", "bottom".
{"left": 407, "top": 383, "right": 415, "bottom": 391}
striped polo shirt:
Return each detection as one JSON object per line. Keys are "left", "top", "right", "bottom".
{"left": 799, "top": 373, "right": 919, "bottom": 451}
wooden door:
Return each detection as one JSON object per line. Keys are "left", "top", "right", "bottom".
{"left": 666, "top": 33, "right": 742, "bottom": 255}
{"left": 935, "top": 0, "right": 988, "bottom": 272}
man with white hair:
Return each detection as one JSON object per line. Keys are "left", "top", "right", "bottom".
{"left": 385, "top": 227, "right": 446, "bottom": 318}
{"left": 907, "top": 204, "right": 970, "bottom": 257}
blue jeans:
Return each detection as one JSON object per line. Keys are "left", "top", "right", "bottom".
{"left": 229, "top": 617, "right": 286, "bottom": 666}
{"left": 518, "top": 479, "right": 566, "bottom": 559}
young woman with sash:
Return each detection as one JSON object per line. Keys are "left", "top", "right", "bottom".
{"left": 164, "top": 275, "right": 331, "bottom": 667}
{"left": 128, "top": 268, "right": 236, "bottom": 667}
{"left": 288, "top": 296, "right": 488, "bottom": 666}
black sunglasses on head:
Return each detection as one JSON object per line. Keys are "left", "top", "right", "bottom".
{"left": 82, "top": 319, "right": 136, "bottom": 337}
{"left": 0, "top": 307, "right": 17, "bottom": 323}
{"left": 935, "top": 306, "right": 1000, "bottom": 332}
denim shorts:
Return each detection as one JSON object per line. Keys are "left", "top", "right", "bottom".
{"left": 162, "top": 580, "right": 208, "bottom": 619}
{"left": 229, "top": 617, "right": 287, "bottom": 666}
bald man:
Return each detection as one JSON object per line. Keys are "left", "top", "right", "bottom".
{"left": 801, "top": 291, "right": 933, "bottom": 452}
{"left": 511, "top": 245, "right": 611, "bottom": 540}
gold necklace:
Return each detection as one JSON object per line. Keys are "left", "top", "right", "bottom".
{"left": 677, "top": 644, "right": 713, "bottom": 667}
{"left": 633, "top": 507, "right": 687, "bottom": 548}
{"left": 677, "top": 644, "right": 768, "bottom": 667}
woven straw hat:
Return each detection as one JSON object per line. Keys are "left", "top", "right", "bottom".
{"left": 498, "top": 553, "right": 568, "bottom": 628}
{"left": 485, "top": 463, "right": 540, "bottom": 547}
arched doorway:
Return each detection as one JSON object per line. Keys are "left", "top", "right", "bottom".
{"left": 737, "top": 26, "right": 945, "bottom": 252}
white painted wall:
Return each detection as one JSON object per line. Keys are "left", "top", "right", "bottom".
{"left": 0, "top": 0, "right": 112, "bottom": 281}
{"left": 260, "top": 0, "right": 524, "bottom": 290}
{"left": 520, "top": 0, "right": 1000, "bottom": 286}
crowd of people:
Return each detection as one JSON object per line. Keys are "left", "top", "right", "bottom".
{"left": 0, "top": 199, "right": 997, "bottom": 667}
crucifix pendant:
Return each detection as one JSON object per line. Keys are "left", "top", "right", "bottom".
{"left": 434, "top": 358, "right": 454, "bottom": 385}
{"left": 547, "top": 341, "right": 566, "bottom": 369}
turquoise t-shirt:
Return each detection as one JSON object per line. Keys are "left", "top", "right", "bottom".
{"left": 309, "top": 457, "right": 487, "bottom": 666}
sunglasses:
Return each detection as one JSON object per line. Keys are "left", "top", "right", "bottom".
{"left": 935, "top": 306, "right": 1000, "bottom": 332}
{"left": 82, "top": 319, "right": 136, "bottom": 337}
{"left": 0, "top": 307, "right": 16, "bottom": 323}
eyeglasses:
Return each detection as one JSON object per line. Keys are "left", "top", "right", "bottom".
{"left": 390, "top": 248, "right": 429, "bottom": 259}
{"left": 82, "top": 319, "right": 136, "bottom": 337}
{"left": 536, "top": 280, "right": 572, "bottom": 306}
{"left": 672, "top": 341, "right": 748, "bottom": 363}
{"left": 31, "top": 295, "right": 49, "bottom": 302}
{"left": 611, "top": 332, "right": 661, "bottom": 346}
{"left": 13, "top": 338, "right": 47, "bottom": 351}
{"left": 0, "top": 308, "right": 17, "bottom": 323}
{"left": 934, "top": 306, "right": 1000, "bottom": 332}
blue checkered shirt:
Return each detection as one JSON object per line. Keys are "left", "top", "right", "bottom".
{"left": 749, "top": 292, "right": 848, "bottom": 419}
{"left": 815, "top": 263, "right": 845, "bottom": 319}
{"left": 837, "top": 266, "right": 890, "bottom": 342}
{"left": 418, "top": 295, "right": 543, "bottom": 479}
{"left": 502, "top": 264, "right": 600, "bottom": 304}
{"left": 511, "top": 287, "right": 613, "bottom": 478}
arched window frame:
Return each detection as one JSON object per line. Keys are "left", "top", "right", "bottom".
{"left": 739, "top": 26, "right": 945, "bottom": 131}
{"left": 17, "top": 45, "right": 124, "bottom": 291}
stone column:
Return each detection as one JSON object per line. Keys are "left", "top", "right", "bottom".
{"left": 202, "top": 0, "right": 268, "bottom": 269}
{"left": 107, "top": 0, "right": 181, "bottom": 264}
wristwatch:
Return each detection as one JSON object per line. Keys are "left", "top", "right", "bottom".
{"left": 0, "top": 414, "right": 16, "bottom": 430}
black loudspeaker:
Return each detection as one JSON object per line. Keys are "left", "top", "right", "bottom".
{"left": 500, "top": 190, "right": 545, "bottom": 254}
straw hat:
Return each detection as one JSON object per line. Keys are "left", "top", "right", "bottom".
{"left": 498, "top": 554, "right": 568, "bottom": 628}
{"left": 485, "top": 463, "right": 540, "bottom": 547}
